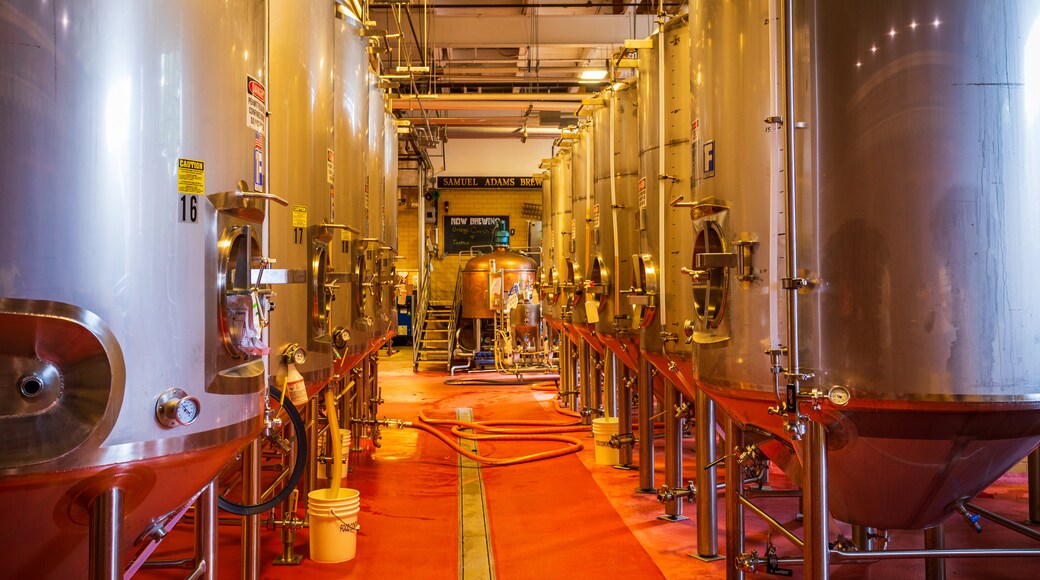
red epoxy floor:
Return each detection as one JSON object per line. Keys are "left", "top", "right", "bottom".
{"left": 140, "top": 352, "right": 1040, "bottom": 579}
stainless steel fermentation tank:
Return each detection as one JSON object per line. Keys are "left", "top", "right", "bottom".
{"left": 631, "top": 15, "right": 697, "bottom": 399}
{"left": 331, "top": 8, "right": 370, "bottom": 372}
{"left": 565, "top": 123, "right": 607, "bottom": 419}
{"left": 690, "top": 0, "right": 1040, "bottom": 531}
{"left": 588, "top": 80, "right": 643, "bottom": 375}
{"left": 0, "top": 1, "right": 269, "bottom": 576}
{"left": 359, "top": 79, "right": 399, "bottom": 355}
{"left": 269, "top": 0, "right": 335, "bottom": 391}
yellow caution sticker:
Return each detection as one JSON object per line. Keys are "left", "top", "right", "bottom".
{"left": 340, "top": 228, "right": 351, "bottom": 242}
{"left": 177, "top": 158, "right": 205, "bottom": 195}
{"left": 292, "top": 205, "right": 308, "bottom": 228}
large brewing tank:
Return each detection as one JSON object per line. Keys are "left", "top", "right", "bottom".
{"left": 566, "top": 124, "right": 593, "bottom": 330}
{"left": 546, "top": 149, "right": 575, "bottom": 327}
{"left": 588, "top": 80, "right": 642, "bottom": 371}
{"left": 690, "top": 0, "right": 1040, "bottom": 530}
{"left": 331, "top": 6, "right": 370, "bottom": 370}
{"left": 462, "top": 245, "right": 540, "bottom": 320}
{"left": 380, "top": 112, "right": 400, "bottom": 338}
{"left": 269, "top": 0, "right": 336, "bottom": 389}
{"left": 362, "top": 79, "right": 395, "bottom": 350}
{"left": 631, "top": 15, "right": 696, "bottom": 397}
{"left": 0, "top": 1, "right": 268, "bottom": 576}
{"left": 538, "top": 169, "right": 556, "bottom": 312}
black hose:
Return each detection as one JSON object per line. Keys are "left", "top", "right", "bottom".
{"left": 218, "top": 386, "right": 308, "bottom": 516}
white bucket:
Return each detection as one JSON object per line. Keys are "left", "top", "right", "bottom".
{"left": 591, "top": 417, "right": 620, "bottom": 466}
{"left": 308, "top": 488, "right": 361, "bottom": 563}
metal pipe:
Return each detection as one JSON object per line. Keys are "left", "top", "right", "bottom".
{"left": 924, "top": 525, "right": 946, "bottom": 580}
{"left": 418, "top": 2, "right": 682, "bottom": 6}
{"left": 831, "top": 548, "right": 1040, "bottom": 563}
{"left": 803, "top": 420, "right": 829, "bottom": 579}
{"left": 745, "top": 488, "right": 802, "bottom": 499}
{"left": 1030, "top": 447, "right": 1040, "bottom": 524}
{"left": 660, "top": 382, "right": 684, "bottom": 519}
{"left": 241, "top": 439, "right": 261, "bottom": 580}
{"left": 579, "top": 341, "right": 592, "bottom": 425}
{"left": 618, "top": 367, "right": 634, "bottom": 466}
{"left": 781, "top": 0, "right": 801, "bottom": 377}
{"left": 604, "top": 350, "right": 617, "bottom": 418}
{"left": 195, "top": 482, "right": 218, "bottom": 580}
{"left": 725, "top": 416, "right": 745, "bottom": 580}
{"left": 964, "top": 502, "right": 1040, "bottom": 542}
{"left": 570, "top": 340, "right": 581, "bottom": 413}
{"left": 306, "top": 397, "right": 320, "bottom": 497}
{"left": 89, "top": 487, "right": 123, "bottom": 580}
{"left": 695, "top": 388, "right": 719, "bottom": 557}
{"left": 655, "top": 26, "right": 668, "bottom": 326}
{"left": 737, "top": 495, "right": 804, "bottom": 550}
{"left": 637, "top": 355, "right": 656, "bottom": 493}
{"left": 851, "top": 525, "right": 877, "bottom": 552}
{"left": 395, "top": 93, "right": 586, "bottom": 103}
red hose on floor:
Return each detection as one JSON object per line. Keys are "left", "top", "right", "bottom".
{"left": 408, "top": 411, "right": 591, "bottom": 466}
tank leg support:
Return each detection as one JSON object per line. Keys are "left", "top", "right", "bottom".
{"left": 1029, "top": 448, "right": 1040, "bottom": 524}
{"left": 725, "top": 415, "right": 745, "bottom": 580}
{"left": 659, "top": 382, "right": 687, "bottom": 521}
{"left": 804, "top": 420, "right": 830, "bottom": 580}
{"left": 241, "top": 438, "right": 261, "bottom": 580}
{"left": 88, "top": 486, "right": 123, "bottom": 580}
{"left": 925, "top": 525, "right": 946, "bottom": 580}
{"left": 604, "top": 350, "right": 618, "bottom": 418}
{"left": 637, "top": 356, "right": 656, "bottom": 493}
{"left": 617, "top": 366, "right": 635, "bottom": 469}
{"left": 694, "top": 389, "right": 722, "bottom": 560}
{"left": 194, "top": 482, "right": 218, "bottom": 580}
{"left": 579, "top": 341, "right": 592, "bottom": 425}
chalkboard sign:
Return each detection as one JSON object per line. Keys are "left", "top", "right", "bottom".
{"left": 444, "top": 215, "right": 508, "bottom": 254}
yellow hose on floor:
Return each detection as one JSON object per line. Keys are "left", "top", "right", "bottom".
{"left": 325, "top": 388, "right": 342, "bottom": 496}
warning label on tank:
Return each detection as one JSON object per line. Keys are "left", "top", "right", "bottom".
{"left": 177, "top": 158, "right": 205, "bottom": 195}
{"left": 292, "top": 205, "right": 308, "bottom": 228}
{"left": 247, "top": 76, "right": 266, "bottom": 133}
{"left": 341, "top": 229, "right": 351, "bottom": 242}
{"left": 592, "top": 204, "right": 601, "bottom": 229}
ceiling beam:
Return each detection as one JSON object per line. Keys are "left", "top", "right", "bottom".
{"left": 392, "top": 13, "right": 656, "bottom": 47}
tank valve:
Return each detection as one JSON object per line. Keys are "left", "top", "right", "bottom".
{"left": 735, "top": 551, "right": 760, "bottom": 574}
{"left": 657, "top": 482, "right": 695, "bottom": 503}
{"left": 609, "top": 433, "right": 636, "bottom": 449}
{"left": 956, "top": 503, "right": 983, "bottom": 534}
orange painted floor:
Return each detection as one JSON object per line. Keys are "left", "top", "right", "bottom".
{"left": 140, "top": 352, "right": 1040, "bottom": 579}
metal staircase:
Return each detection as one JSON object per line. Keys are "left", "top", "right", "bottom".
{"left": 412, "top": 262, "right": 460, "bottom": 371}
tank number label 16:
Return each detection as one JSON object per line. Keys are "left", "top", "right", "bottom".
{"left": 179, "top": 195, "right": 199, "bottom": 223}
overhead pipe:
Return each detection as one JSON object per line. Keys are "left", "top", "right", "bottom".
{"left": 422, "top": 2, "right": 683, "bottom": 7}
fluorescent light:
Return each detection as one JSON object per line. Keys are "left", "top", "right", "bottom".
{"left": 579, "top": 69, "right": 608, "bottom": 81}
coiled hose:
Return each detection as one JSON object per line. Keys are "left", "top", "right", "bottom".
{"left": 397, "top": 410, "right": 589, "bottom": 466}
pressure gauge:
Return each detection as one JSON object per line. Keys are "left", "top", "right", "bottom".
{"left": 156, "top": 388, "right": 202, "bottom": 428}
{"left": 827, "top": 386, "right": 852, "bottom": 407}
{"left": 283, "top": 343, "right": 307, "bottom": 366}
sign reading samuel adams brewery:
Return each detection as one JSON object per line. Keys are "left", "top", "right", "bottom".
{"left": 436, "top": 176, "right": 540, "bottom": 189}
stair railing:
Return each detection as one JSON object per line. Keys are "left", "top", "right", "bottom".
{"left": 445, "top": 263, "right": 464, "bottom": 371}
{"left": 412, "top": 258, "right": 433, "bottom": 369}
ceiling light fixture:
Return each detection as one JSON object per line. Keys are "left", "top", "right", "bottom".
{"left": 579, "top": 69, "right": 608, "bottom": 81}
